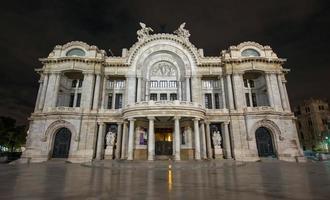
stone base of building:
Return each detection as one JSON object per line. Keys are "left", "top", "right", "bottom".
{"left": 134, "top": 149, "right": 147, "bottom": 160}
{"left": 181, "top": 149, "right": 194, "bottom": 160}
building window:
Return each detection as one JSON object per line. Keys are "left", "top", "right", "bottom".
{"left": 245, "top": 93, "right": 250, "bottom": 107}
{"left": 115, "top": 94, "right": 123, "bottom": 109}
{"left": 78, "top": 79, "right": 83, "bottom": 87}
{"left": 66, "top": 48, "right": 86, "bottom": 57}
{"left": 308, "top": 119, "right": 313, "bottom": 127}
{"left": 300, "top": 132, "right": 304, "bottom": 140}
{"left": 150, "top": 93, "right": 157, "bottom": 101}
{"left": 76, "top": 93, "right": 81, "bottom": 107}
{"left": 170, "top": 93, "right": 177, "bottom": 101}
{"left": 241, "top": 48, "right": 260, "bottom": 57}
{"left": 72, "top": 80, "right": 77, "bottom": 88}
{"left": 305, "top": 107, "right": 310, "bottom": 113}
{"left": 159, "top": 81, "right": 167, "bottom": 88}
{"left": 160, "top": 93, "right": 167, "bottom": 100}
{"left": 319, "top": 105, "right": 325, "bottom": 110}
{"left": 69, "top": 93, "right": 75, "bottom": 107}
{"left": 252, "top": 93, "right": 257, "bottom": 107}
{"left": 107, "top": 93, "right": 113, "bottom": 109}
{"left": 204, "top": 93, "right": 212, "bottom": 109}
{"left": 214, "top": 93, "right": 220, "bottom": 109}
{"left": 322, "top": 119, "right": 327, "bottom": 126}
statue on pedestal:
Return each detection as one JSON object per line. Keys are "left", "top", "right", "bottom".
{"left": 212, "top": 131, "right": 222, "bottom": 148}
{"left": 106, "top": 131, "right": 116, "bottom": 147}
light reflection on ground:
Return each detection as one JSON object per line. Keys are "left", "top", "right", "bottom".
{"left": 0, "top": 160, "right": 329, "bottom": 200}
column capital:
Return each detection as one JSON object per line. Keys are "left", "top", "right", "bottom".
{"left": 98, "top": 121, "right": 105, "bottom": 126}
{"left": 147, "top": 116, "right": 155, "bottom": 120}
{"left": 223, "top": 121, "right": 230, "bottom": 125}
{"left": 205, "top": 121, "right": 210, "bottom": 125}
{"left": 193, "top": 118, "right": 200, "bottom": 122}
{"left": 232, "top": 71, "right": 244, "bottom": 76}
{"left": 128, "top": 118, "right": 136, "bottom": 122}
{"left": 173, "top": 116, "right": 181, "bottom": 120}
{"left": 116, "top": 122, "right": 123, "bottom": 125}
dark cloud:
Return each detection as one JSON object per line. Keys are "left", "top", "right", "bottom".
{"left": 0, "top": 0, "right": 329, "bottom": 124}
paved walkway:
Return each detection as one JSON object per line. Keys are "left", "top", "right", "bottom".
{"left": 0, "top": 160, "right": 329, "bottom": 199}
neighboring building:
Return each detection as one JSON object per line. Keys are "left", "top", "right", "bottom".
{"left": 295, "top": 99, "right": 330, "bottom": 151}
{"left": 22, "top": 23, "right": 303, "bottom": 163}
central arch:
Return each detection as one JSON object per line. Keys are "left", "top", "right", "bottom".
{"left": 255, "top": 127, "right": 276, "bottom": 157}
{"left": 52, "top": 128, "right": 72, "bottom": 158}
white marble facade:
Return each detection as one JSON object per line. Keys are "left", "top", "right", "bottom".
{"left": 22, "top": 23, "right": 304, "bottom": 163}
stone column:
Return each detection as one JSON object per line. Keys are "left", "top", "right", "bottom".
{"left": 226, "top": 74, "right": 235, "bottom": 110}
{"left": 266, "top": 73, "right": 274, "bottom": 107}
{"left": 193, "top": 118, "right": 201, "bottom": 160}
{"left": 82, "top": 73, "right": 95, "bottom": 110}
{"left": 136, "top": 76, "right": 142, "bottom": 102}
{"left": 220, "top": 76, "right": 227, "bottom": 109}
{"left": 191, "top": 76, "right": 202, "bottom": 103}
{"left": 277, "top": 74, "right": 288, "bottom": 111}
{"left": 178, "top": 81, "right": 182, "bottom": 101}
{"left": 222, "top": 122, "right": 232, "bottom": 159}
{"left": 92, "top": 74, "right": 101, "bottom": 110}
{"left": 52, "top": 73, "right": 61, "bottom": 107}
{"left": 100, "top": 76, "right": 107, "bottom": 109}
{"left": 127, "top": 118, "right": 136, "bottom": 160}
{"left": 38, "top": 73, "right": 49, "bottom": 110}
{"left": 282, "top": 81, "right": 291, "bottom": 111}
{"left": 232, "top": 73, "right": 245, "bottom": 110}
{"left": 205, "top": 122, "right": 212, "bottom": 159}
{"left": 200, "top": 121, "right": 207, "bottom": 159}
{"left": 43, "top": 73, "right": 57, "bottom": 110}
{"left": 174, "top": 116, "right": 181, "bottom": 161}
{"left": 115, "top": 122, "right": 123, "bottom": 159}
{"left": 126, "top": 76, "right": 136, "bottom": 105}
{"left": 147, "top": 116, "right": 155, "bottom": 161}
{"left": 35, "top": 79, "right": 43, "bottom": 111}
{"left": 121, "top": 121, "right": 128, "bottom": 159}
{"left": 96, "top": 122, "right": 105, "bottom": 160}
{"left": 145, "top": 80, "right": 150, "bottom": 101}
{"left": 185, "top": 76, "right": 191, "bottom": 101}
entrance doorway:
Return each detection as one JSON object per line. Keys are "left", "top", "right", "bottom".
{"left": 155, "top": 128, "right": 173, "bottom": 155}
{"left": 52, "top": 128, "right": 71, "bottom": 158}
{"left": 255, "top": 127, "right": 276, "bottom": 158}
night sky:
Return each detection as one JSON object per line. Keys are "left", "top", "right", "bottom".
{"left": 1, "top": 0, "right": 329, "bottom": 125}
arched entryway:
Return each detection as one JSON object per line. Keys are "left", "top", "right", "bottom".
{"left": 52, "top": 128, "right": 72, "bottom": 158}
{"left": 255, "top": 127, "right": 276, "bottom": 158}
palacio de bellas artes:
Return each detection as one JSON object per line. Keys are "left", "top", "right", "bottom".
{"left": 21, "top": 22, "right": 305, "bottom": 164}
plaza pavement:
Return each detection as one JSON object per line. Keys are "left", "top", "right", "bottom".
{"left": 0, "top": 160, "right": 329, "bottom": 200}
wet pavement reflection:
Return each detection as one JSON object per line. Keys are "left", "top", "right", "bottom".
{"left": 0, "top": 160, "right": 329, "bottom": 199}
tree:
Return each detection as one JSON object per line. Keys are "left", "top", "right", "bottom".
{"left": 0, "top": 117, "right": 26, "bottom": 152}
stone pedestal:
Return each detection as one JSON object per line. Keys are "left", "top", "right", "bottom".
{"left": 104, "top": 146, "right": 114, "bottom": 160}
{"left": 214, "top": 147, "right": 224, "bottom": 159}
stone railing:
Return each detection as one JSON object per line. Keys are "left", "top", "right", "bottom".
{"left": 126, "top": 100, "right": 203, "bottom": 109}
{"left": 243, "top": 106, "right": 275, "bottom": 112}
{"left": 48, "top": 106, "right": 83, "bottom": 113}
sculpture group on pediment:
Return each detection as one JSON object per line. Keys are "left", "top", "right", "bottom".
{"left": 137, "top": 22, "right": 154, "bottom": 41}
{"left": 151, "top": 62, "right": 176, "bottom": 77}
{"left": 174, "top": 22, "right": 190, "bottom": 40}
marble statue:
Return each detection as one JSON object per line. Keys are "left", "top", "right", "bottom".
{"left": 174, "top": 22, "right": 190, "bottom": 40}
{"left": 137, "top": 22, "right": 153, "bottom": 41}
{"left": 212, "top": 131, "right": 222, "bottom": 147}
{"left": 106, "top": 131, "right": 116, "bottom": 146}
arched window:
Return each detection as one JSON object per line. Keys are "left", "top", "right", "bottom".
{"left": 66, "top": 48, "right": 86, "bottom": 57}
{"left": 241, "top": 48, "right": 260, "bottom": 57}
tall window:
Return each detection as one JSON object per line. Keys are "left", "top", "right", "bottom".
{"left": 115, "top": 94, "right": 123, "bottom": 109}
{"left": 76, "top": 93, "right": 81, "bottom": 107}
{"left": 107, "top": 93, "right": 113, "bottom": 109}
{"left": 245, "top": 93, "right": 250, "bottom": 107}
{"left": 160, "top": 93, "right": 167, "bottom": 100}
{"left": 150, "top": 93, "right": 157, "bottom": 101}
{"left": 214, "top": 93, "right": 220, "bottom": 109}
{"left": 69, "top": 93, "right": 75, "bottom": 107}
{"left": 205, "top": 93, "right": 212, "bottom": 109}
{"left": 170, "top": 93, "right": 177, "bottom": 101}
